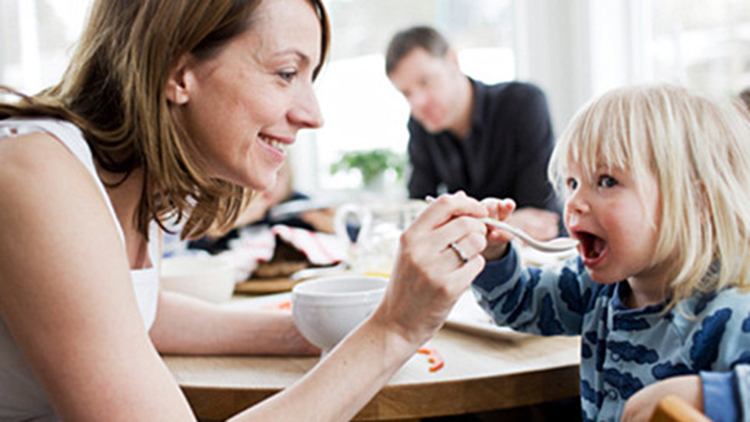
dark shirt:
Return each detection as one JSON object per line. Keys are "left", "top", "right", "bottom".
{"left": 407, "top": 79, "right": 559, "bottom": 213}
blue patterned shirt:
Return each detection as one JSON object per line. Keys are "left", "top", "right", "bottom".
{"left": 701, "top": 366, "right": 750, "bottom": 421}
{"left": 472, "top": 246, "right": 750, "bottom": 422}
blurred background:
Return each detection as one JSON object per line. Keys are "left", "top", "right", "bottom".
{"left": 2, "top": 0, "right": 749, "bottom": 200}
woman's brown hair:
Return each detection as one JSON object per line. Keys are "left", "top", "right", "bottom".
{"left": 0, "top": 0, "right": 330, "bottom": 239}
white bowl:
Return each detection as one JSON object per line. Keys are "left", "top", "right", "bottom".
{"left": 292, "top": 275, "right": 388, "bottom": 356}
{"left": 160, "top": 255, "right": 236, "bottom": 303}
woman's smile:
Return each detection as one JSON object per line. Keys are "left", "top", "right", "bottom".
{"left": 258, "top": 134, "right": 291, "bottom": 156}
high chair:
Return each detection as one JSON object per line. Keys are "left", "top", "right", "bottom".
{"left": 649, "top": 395, "right": 712, "bottom": 422}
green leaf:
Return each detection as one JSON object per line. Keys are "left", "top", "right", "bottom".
{"left": 329, "top": 149, "right": 406, "bottom": 186}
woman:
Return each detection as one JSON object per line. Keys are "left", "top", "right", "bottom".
{"left": 0, "top": 0, "right": 488, "bottom": 420}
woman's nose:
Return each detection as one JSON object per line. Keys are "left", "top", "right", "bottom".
{"left": 289, "top": 85, "right": 324, "bottom": 129}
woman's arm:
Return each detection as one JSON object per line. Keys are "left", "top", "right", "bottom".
{"left": 150, "top": 290, "right": 318, "bottom": 356}
{"left": 1, "top": 138, "right": 487, "bottom": 422}
{"left": 231, "top": 192, "right": 490, "bottom": 421}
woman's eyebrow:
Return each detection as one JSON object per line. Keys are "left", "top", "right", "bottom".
{"left": 274, "top": 49, "right": 311, "bottom": 66}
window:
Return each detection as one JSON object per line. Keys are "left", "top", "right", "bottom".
{"left": 0, "top": 0, "right": 91, "bottom": 97}
{"left": 648, "top": 0, "right": 750, "bottom": 97}
{"left": 583, "top": 0, "right": 750, "bottom": 99}
{"left": 294, "top": 0, "right": 516, "bottom": 196}
{"left": 537, "top": 0, "right": 750, "bottom": 139}
{"left": 6, "top": 1, "right": 745, "bottom": 199}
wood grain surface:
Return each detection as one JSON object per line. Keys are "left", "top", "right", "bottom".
{"left": 164, "top": 327, "right": 580, "bottom": 420}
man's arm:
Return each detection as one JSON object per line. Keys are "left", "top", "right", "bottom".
{"left": 507, "top": 84, "right": 559, "bottom": 213}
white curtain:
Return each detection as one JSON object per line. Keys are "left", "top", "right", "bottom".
{"left": 0, "top": 0, "right": 92, "bottom": 95}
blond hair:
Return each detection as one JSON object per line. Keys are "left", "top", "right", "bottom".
{"left": 549, "top": 84, "right": 750, "bottom": 308}
{"left": 0, "top": 0, "right": 330, "bottom": 240}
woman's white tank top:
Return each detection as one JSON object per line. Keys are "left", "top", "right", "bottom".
{"left": 0, "top": 118, "right": 160, "bottom": 421}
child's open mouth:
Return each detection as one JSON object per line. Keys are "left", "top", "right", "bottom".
{"left": 574, "top": 231, "right": 608, "bottom": 266}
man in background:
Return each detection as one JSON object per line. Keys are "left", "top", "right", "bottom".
{"left": 386, "top": 26, "right": 560, "bottom": 240}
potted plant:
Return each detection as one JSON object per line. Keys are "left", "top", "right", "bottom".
{"left": 330, "top": 149, "right": 406, "bottom": 190}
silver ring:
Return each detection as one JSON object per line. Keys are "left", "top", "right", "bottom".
{"left": 449, "top": 242, "right": 469, "bottom": 264}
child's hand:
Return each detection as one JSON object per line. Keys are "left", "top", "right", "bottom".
{"left": 506, "top": 207, "right": 560, "bottom": 241}
{"left": 480, "top": 198, "right": 516, "bottom": 261}
{"left": 620, "top": 375, "right": 703, "bottom": 422}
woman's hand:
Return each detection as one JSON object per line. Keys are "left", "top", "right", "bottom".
{"left": 479, "top": 197, "right": 516, "bottom": 261}
{"left": 373, "top": 192, "right": 488, "bottom": 346}
{"left": 620, "top": 375, "right": 703, "bottom": 422}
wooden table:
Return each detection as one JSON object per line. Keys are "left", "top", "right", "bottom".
{"left": 163, "top": 295, "right": 581, "bottom": 421}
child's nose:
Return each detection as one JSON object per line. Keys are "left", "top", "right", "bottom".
{"left": 565, "top": 190, "right": 590, "bottom": 215}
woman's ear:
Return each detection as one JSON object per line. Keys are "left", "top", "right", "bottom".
{"left": 166, "top": 54, "right": 193, "bottom": 105}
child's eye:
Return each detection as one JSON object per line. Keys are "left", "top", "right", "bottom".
{"left": 565, "top": 178, "right": 578, "bottom": 191}
{"left": 598, "top": 175, "right": 618, "bottom": 188}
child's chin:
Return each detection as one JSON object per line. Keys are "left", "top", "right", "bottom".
{"left": 586, "top": 270, "right": 622, "bottom": 286}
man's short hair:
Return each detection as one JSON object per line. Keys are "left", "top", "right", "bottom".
{"left": 385, "top": 26, "right": 450, "bottom": 75}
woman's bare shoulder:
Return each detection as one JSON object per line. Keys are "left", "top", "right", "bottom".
{"left": 0, "top": 133, "right": 194, "bottom": 421}
{"left": 0, "top": 130, "right": 86, "bottom": 177}
{"left": 0, "top": 131, "right": 108, "bottom": 211}
{"left": 0, "top": 130, "right": 122, "bottom": 272}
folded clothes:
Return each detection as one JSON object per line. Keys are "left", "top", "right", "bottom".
{"left": 271, "top": 224, "right": 348, "bottom": 266}
{"left": 221, "top": 225, "right": 348, "bottom": 282}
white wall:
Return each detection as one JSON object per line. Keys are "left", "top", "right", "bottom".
{"left": 514, "top": 0, "right": 593, "bottom": 136}
{"left": 514, "top": 0, "right": 653, "bottom": 136}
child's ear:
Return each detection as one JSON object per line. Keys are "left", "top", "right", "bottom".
{"left": 166, "top": 54, "right": 193, "bottom": 105}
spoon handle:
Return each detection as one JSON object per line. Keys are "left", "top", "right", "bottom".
{"left": 423, "top": 197, "right": 577, "bottom": 253}
{"left": 481, "top": 218, "right": 527, "bottom": 241}
{"left": 480, "top": 217, "right": 578, "bottom": 253}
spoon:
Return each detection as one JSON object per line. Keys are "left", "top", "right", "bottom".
{"left": 480, "top": 217, "right": 579, "bottom": 253}
{"left": 423, "top": 196, "right": 578, "bottom": 253}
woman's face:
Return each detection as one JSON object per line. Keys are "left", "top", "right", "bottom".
{"left": 173, "top": 0, "right": 323, "bottom": 191}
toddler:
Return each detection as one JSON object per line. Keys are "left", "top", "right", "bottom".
{"left": 474, "top": 84, "right": 750, "bottom": 421}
